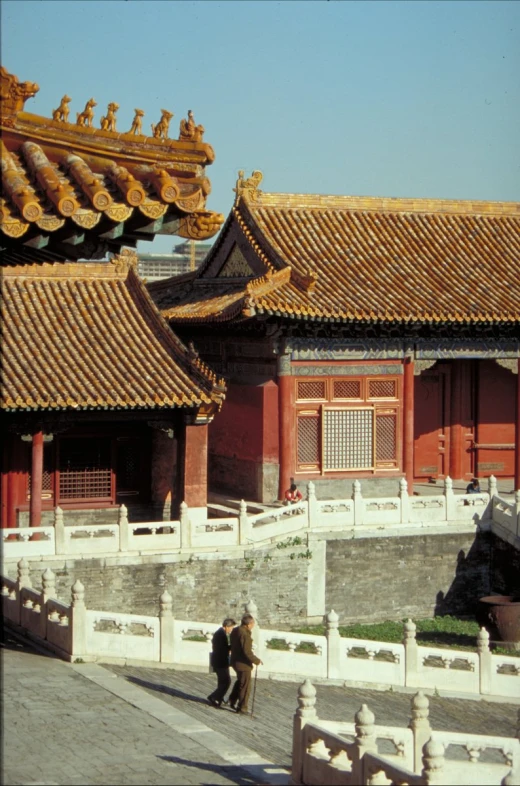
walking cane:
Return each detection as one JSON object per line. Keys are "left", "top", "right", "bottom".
{"left": 250, "top": 664, "right": 259, "bottom": 719}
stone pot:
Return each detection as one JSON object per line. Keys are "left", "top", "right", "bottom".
{"left": 477, "top": 595, "right": 520, "bottom": 651}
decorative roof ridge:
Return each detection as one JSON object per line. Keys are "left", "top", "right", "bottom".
{"left": 254, "top": 192, "right": 520, "bottom": 216}
{"left": 245, "top": 266, "right": 291, "bottom": 297}
{"left": 0, "top": 259, "right": 130, "bottom": 279}
{"left": 195, "top": 206, "right": 237, "bottom": 277}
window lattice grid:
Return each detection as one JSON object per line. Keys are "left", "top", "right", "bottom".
{"left": 324, "top": 409, "right": 374, "bottom": 470}
{"left": 368, "top": 379, "right": 397, "bottom": 399}
{"left": 333, "top": 379, "right": 362, "bottom": 399}
{"left": 297, "top": 380, "right": 326, "bottom": 401}
{"left": 59, "top": 469, "right": 112, "bottom": 500}
{"left": 376, "top": 413, "right": 397, "bottom": 462}
{"left": 297, "top": 416, "right": 320, "bottom": 466}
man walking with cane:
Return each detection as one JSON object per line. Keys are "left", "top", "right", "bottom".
{"left": 228, "top": 614, "right": 262, "bottom": 716}
{"left": 207, "top": 617, "right": 236, "bottom": 708}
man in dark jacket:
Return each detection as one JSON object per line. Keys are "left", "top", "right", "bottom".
{"left": 228, "top": 614, "right": 262, "bottom": 715}
{"left": 207, "top": 618, "right": 236, "bottom": 708}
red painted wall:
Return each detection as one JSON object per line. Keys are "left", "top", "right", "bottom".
{"left": 209, "top": 381, "right": 279, "bottom": 463}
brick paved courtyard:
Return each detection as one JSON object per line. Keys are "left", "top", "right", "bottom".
{"left": 2, "top": 630, "right": 518, "bottom": 786}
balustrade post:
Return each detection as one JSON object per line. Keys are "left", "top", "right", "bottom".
{"left": 399, "top": 477, "right": 409, "bottom": 524}
{"left": 307, "top": 481, "right": 317, "bottom": 528}
{"left": 118, "top": 504, "right": 129, "bottom": 552}
{"left": 238, "top": 500, "right": 252, "bottom": 545}
{"left": 404, "top": 619, "right": 418, "bottom": 687}
{"left": 477, "top": 627, "right": 492, "bottom": 695}
{"left": 70, "top": 579, "right": 87, "bottom": 659}
{"left": 179, "top": 501, "right": 191, "bottom": 549}
{"left": 41, "top": 567, "right": 56, "bottom": 640}
{"left": 325, "top": 609, "right": 341, "bottom": 679}
{"left": 421, "top": 738, "right": 445, "bottom": 785}
{"left": 352, "top": 480, "right": 363, "bottom": 526}
{"left": 54, "top": 506, "right": 65, "bottom": 555}
{"left": 159, "top": 588, "right": 175, "bottom": 663}
{"left": 17, "top": 557, "right": 32, "bottom": 589}
{"left": 409, "top": 691, "right": 431, "bottom": 773}
{"left": 291, "top": 680, "right": 318, "bottom": 786}
{"left": 488, "top": 474, "right": 498, "bottom": 499}
{"left": 444, "top": 476, "right": 456, "bottom": 521}
{"left": 353, "top": 704, "right": 378, "bottom": 785}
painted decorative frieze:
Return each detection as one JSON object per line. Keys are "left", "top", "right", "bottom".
{"left": 288, "top": 339, "right": 406, "bottom": 361}
{"left": 293, "top": 364, "right": 403, "bottom": 377}
{"left": 416, "top": 339, "right": 520, "bottom": 359}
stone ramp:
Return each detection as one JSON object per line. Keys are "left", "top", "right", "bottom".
{"left": 106, "top": 663, "right": 519, "bottom": 773}
{"left": 3, "top": 629, "right": 518, "bottom": 785}
{"left": 1, "top": 630, "right": 287, "bottom": 786}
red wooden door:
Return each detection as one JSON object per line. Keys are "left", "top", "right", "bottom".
{"left": 414, "top": 365, "right": 451, "bottom": 479}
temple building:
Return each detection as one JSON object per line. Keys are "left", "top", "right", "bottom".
{"left": 149, "top": 171, "right": 520, "bottom": 503}
{"left": 0, "top": 67, "right": 226, "bottom": 529}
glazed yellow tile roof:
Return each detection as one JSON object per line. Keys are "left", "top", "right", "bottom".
{"left": 0, "top": 259, "right": 225, "bottom": 411}
{"left": 154, "top": 192, "right": 520, "bottom": 325}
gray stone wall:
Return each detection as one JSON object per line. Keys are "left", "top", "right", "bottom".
{"left": 489, "top": 533, "right": 520, "bottom": 597}
{"left": 209, "top": 453, "right": 279, "bottom": 504}
{"left": 19, "top": 530, "right": 498, "bottom": 627}
{"left": 326, "top": 531, "right": 492, "bottom": 623}
{"left": 25, "top": 548, "right": 308, "bottom": 627}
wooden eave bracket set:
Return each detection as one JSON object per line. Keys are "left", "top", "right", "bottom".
{"left": 0, "top": 67, "right": 224, "bottom": 246}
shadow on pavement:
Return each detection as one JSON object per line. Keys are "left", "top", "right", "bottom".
{"left": 125, "top": 674, "right": 209, "bottom": 705}
{"left": 158, "top": 755, "right": 288, "bottom": 786}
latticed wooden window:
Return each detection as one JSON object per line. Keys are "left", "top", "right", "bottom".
{"left": 333, "top": 379, "right": 362, "bottom": 399}
{"left": 58, "top": 438, "right": 112, "bottom": 500}
{"left": 376, "top": 412, "right": 397, "bottom": 463}
{"left": 368, "top": 379, "right": 397, "bottom": 399}
{"left": 297, "top": 380, "right": 326, "bottom": 400}
{"left": 297, "top": 415, "right": 320, "bottom": 467}
{"left": 323, "top": 409, "right": 374, "bottom": 470}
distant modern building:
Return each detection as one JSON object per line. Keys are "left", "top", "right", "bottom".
{"left": 137, "top": 241, "right": 215, "bottom": 281}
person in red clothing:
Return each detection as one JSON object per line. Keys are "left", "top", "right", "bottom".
{"left": 284, "top": 483, "right": 302, "bottom": 504}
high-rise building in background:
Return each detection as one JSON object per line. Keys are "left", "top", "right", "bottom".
{"left": 137, "top": 240, "right": 215, "bottom": 281}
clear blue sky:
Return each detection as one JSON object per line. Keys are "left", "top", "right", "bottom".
{"left": 3, "top": 0, "right": 519, "bottom": 254}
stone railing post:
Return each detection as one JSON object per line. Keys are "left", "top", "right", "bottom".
{"left": 404, "top": 619, "right": 418, "bottom": 687}
{"left": 409, "top": 691, "right": 431, "bottom": 773}
{"left": 488, "top": 474, "right": 498, "bottom": 499}
{"left": 291, "top": 679, "right": 318, "bottom": 786}
{"left": 245, "top": 599, "right": 261, "bottom": 657}
{"left": 238, "top": 499, "right": 252, "bottom": 545}
{"left": 399, "top": 477, "right": 409, "bottom": 524}
{"left": 352, "top": 480, "right": 363, "bottom": 526}
{"left": 307, "top": 481, "right": 317, "bottom": 529}
{"left": 70, "top": 579, "right": 87, "bottom": 659}
{"left": 118, "top": 504, "right": 129, "bottom": 552}
{"left": 54, "top": 506, "right": 65, "bottom": 555}
{"left": 444, "top": 476, "right": 456, "bottom": 521}
{"left": 421, "top": 738, "right": 445, "bottom": 785}
{"left": 477, "top": 626, "right": 492, "bottom": 695}
{"left": 179, "top": 501, "right": 191, "bottom": 549}
{"left": 41, "top": 567, "right": 56, "bottom": 640}
{"left": 325, "top": 609, "right": 341, "bottom": 679}
{"left": 353, "top": 704, "right": 378, "bottom": 784}
{"left": 159, "top": 587, "right": 175, "bottom": 663}
{"left": 17, "top": 557, "right": 32, "bottom": 589}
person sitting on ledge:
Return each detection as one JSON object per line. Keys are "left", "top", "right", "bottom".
{"left": 285, "top": 482, "right": 303, "bottom": 504}
{"left": 466, "top": 477, "right": 481, "bottom": 494}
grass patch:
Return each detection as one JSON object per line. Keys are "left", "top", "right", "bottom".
{"left": 291, "top": 615, "right": 518, "bottom": 655}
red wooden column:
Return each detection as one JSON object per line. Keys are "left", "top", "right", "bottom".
{"left": 29, "top": 430, "right": 44, "bottom": 531}
{"left": 449, "top": 360, "right": 463, "bottom": 481}
{"left": 278, "top": 350, "right": 296, "bottom": 501}
{"left": 403, "top": 353, "right": 415, "bottom": 492}
{"left": 516, "top": 359, "right": 520, "bottom": 491}
{"left": 179, "top": 419, "right": 208, "bottom": 510}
